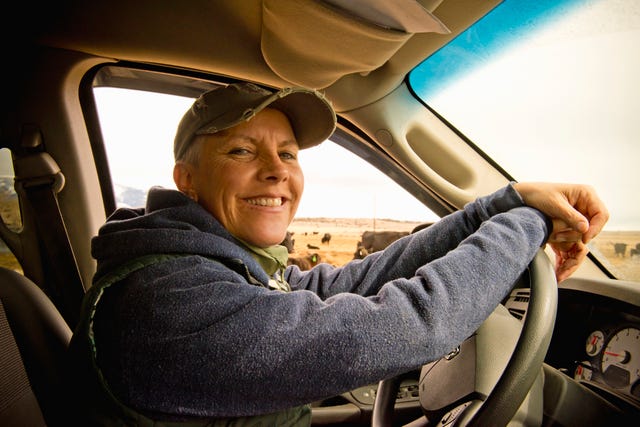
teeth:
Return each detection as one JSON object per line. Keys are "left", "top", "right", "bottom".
{"left": 247, "top": 197, "right": 283, "bottom": 207}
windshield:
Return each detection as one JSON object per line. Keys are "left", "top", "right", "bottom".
{"left": 409, "top": 0, "right": 640, "bottom": 282}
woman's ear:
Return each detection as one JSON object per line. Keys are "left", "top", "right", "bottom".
{"left": 173, "top": 162, "right": 198, "bottom": 201}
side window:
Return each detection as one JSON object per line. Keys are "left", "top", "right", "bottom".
{"left": 0, "top": 147, "right": 23, "bottom": 273}
{"left": 94, "top": 86, "right": 438, "bottom": 268}
{"left": 290, "top": 142, "right": 436, "bottom": 267}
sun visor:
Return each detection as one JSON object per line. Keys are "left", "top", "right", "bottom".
{"left": 261, "top": 0, "right": 450, "bottom": 89}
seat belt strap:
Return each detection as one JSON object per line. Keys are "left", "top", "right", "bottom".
{"left": 21, "top": 179, "right": 85, "bottom": 327}
{"left": 12, "top": 125, "right": 84, "bottom": 327}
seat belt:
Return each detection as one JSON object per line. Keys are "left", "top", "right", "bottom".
{"left": 12, "top": 125, "right": 85, "bottom": 327}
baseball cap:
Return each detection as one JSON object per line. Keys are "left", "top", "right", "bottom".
{"left": 174, "top": 83, "right": 337, "bottom": 160}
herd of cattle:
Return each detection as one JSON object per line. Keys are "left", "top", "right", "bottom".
{"left": 280, "top": 231, "right": 329, "bottom": 270}
{"left": 285, "top": 227, "right": 640, "bottom": 272}
{"left": 613, "top": 242, "right": 640, "bottom": 258}
{"left": 285, "top": 228, "right": 640, "bottom": 271}
{"left": 282, "top": 228, "right": 432, "bottom": 270}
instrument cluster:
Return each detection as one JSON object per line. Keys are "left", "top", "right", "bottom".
{"left": 544, "top": 288, "right": 640, "bottom": 409}
{"left": 575, "top": 325, "right": 640, "bottom": 400}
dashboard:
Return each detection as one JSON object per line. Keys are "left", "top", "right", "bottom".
{"left": 311, "top": 279, "right": 640, "bottom": 425}
{"left": 545, "top": 287, "right": 640, "bottom": 412}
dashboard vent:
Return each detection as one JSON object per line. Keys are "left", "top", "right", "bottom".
{"left": 504, "top": 288, "right": 530, "bottom": 321}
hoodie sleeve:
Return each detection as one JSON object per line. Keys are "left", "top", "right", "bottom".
{"left": 286, "top": 182, "right": 550, "bottom": 298}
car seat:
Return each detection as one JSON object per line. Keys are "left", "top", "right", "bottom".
{"left": 0, "top": 266, "right": 72, "bottom": 427}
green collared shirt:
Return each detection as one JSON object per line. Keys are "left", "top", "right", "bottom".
{"left": 238, "top": 240, "right": 291, "bottom": 292}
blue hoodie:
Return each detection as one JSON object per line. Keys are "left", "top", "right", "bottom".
{"left": 84, "top": 183, "right": 550, "bottom": 419}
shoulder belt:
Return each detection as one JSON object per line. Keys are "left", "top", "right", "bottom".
{"left": 75, "top": 253, "right": 264, "bottom": 426}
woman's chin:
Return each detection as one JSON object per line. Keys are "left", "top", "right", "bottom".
{"left": 241, "top": 232, "right": 288, "bottom": 248}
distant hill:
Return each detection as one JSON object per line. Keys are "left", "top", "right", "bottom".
{"left": 114, "top": 184, "right": 147, "bottom": 208}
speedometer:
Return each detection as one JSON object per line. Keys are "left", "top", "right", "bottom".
{"left": 601, "top": 327, "right": 640, "bottom": 390}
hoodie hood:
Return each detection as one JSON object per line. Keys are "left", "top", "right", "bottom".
{"left": 91, "top": 187, "right": 268, "bottom": 283}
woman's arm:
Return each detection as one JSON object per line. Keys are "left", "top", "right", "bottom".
{"left": 288, "top": 183, "right": 542, "bottom": 297}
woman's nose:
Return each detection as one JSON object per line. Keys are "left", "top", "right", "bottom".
{"left": 258, "top": 153, "right": 288, "bottom": 181}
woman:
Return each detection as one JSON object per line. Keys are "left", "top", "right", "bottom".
{"left": 68, "top": 83, "right": 608, "bottom": 426}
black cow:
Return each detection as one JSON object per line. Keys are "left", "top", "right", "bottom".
{"left": 288, "top": 253, "right": 321, "bottom": 270}
{"left": 321, "top": 233, "right": 331, "bottom": 244}
{"left": 353, "top": 243, "right": 368, "bottom": 260}
{"left": 613, "top": 243, "right": 627, "bottom": 257}
{"left": 281, "top": 231, "right": 295, "bottom": 253}
{"left": 630, "top": 243, "right": 640, "bottom": 258}
{"left": 359, "top": 230, "right": 409, "bottom": 254}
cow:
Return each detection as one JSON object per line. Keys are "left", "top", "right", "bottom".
{"left": 280, "top": 231, "right": 295, "bottom": 253}
{"left": 307, "top": 243, "right": 320, "bottom": 250}
{"left": 359, "top": 230, "right": 409, "bottom": 254}
{"left": 288, "top": 253, "right": 321, "bottom": 270}
{"left": 321, "top": 233, "right": 331, "bottom": 244}
{"left": 353, "top": 243, "right": 368, "bottom": 260}
{"left": 630, "top": 243, "right": 640, "bottom": 258}
{"left": 613, "top": 243, "right": 627, "bottom": 257}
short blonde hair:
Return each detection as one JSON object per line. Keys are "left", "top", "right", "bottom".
{"left": 178, "top": 136, "right": 204, "bottom": 166}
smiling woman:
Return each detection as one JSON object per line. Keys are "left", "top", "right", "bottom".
{"left": 3, "top": 1, "right": 640, "bottom": 425}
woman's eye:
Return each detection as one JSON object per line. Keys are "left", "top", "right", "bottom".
{"left": 280, "top": 151, "right": 297, "bottom": 160}
{"left": 229, "top": 148, "right": 252, "bottom": 156}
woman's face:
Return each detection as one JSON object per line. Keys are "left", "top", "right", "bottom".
{"left": 175, "top": 108, "right": 304, "bottom": 247}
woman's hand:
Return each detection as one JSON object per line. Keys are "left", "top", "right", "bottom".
{"left": 513, "top": 182, "right": 609, "bottom": 282}
{"left": 546, "top": 218, "right": 590, "bottom": 282}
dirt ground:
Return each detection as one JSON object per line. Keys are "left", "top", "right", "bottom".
{"left": 287, "top": 219, "right": 640, "bottom": 283}
{"left": 287, "top": 217, "right": 424, "bottom": 267}
{"left": 589, "top": 230, "right": 640, "bottom": 282}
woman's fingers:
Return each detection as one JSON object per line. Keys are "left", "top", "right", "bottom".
{"left": 550, "top": 241, "right": 589, "bottom": 283}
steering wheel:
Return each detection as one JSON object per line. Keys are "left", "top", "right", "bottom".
{"left": 372, "top": 249, "right": 557, "bottom": 427}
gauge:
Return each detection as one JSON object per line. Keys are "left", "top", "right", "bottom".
{"left": 585, "top": 330, "right": 605, "bottom": 356}
{"left": 574, "top": 361, "right": 593, "bottom": 381}
{"left": 601, "top": 327, "right": 640, "bottom": 390}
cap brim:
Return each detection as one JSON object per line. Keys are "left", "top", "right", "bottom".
{"left": 196, "top": 87, "right": 336, "bottom": 149}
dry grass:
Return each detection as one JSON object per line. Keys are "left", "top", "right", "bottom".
{"left": 287, "top": 219, "right": 640, "bottom": 283}
{"left": 287, "top": 217, "right": 423, "bottom": 266}
{"left": 590, "top": 231, "right": 640, "bottom": 281}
